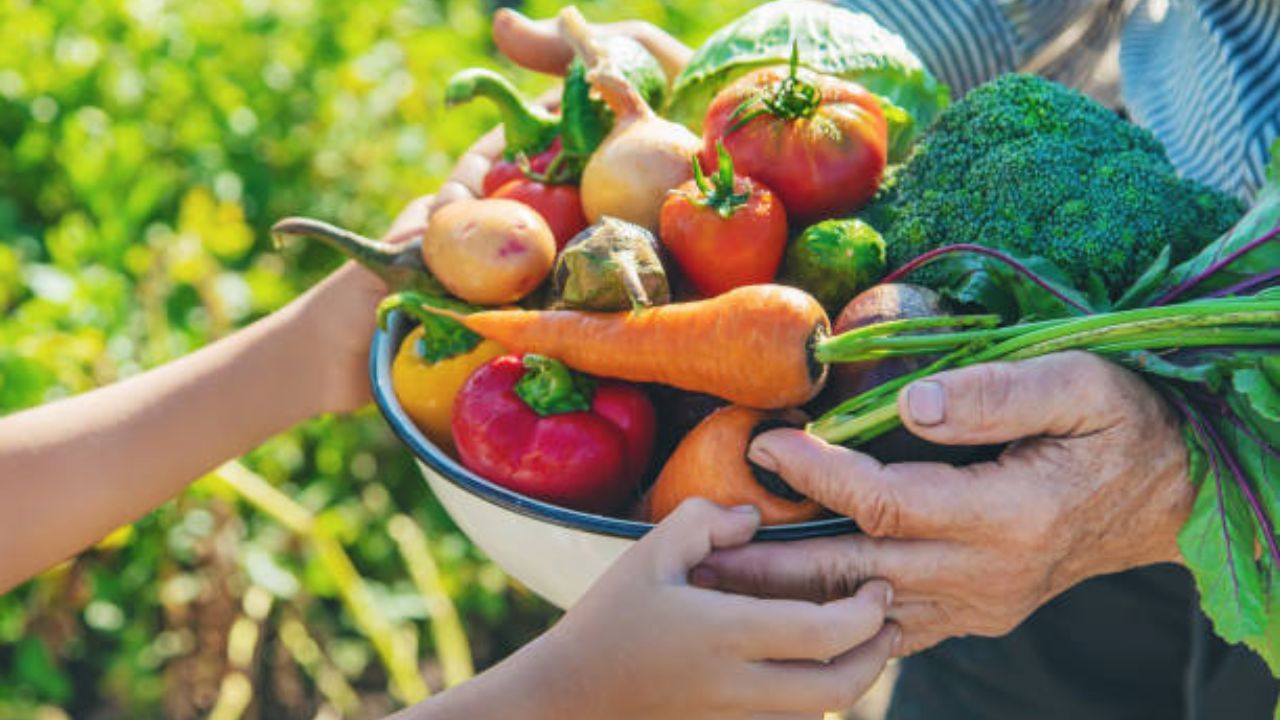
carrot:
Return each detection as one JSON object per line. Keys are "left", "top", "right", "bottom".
{"left": 433, "top": 284, "right": 830, "bottom": 409}
{"left": 646, "top": 406, "right": 822, "bottom": 526}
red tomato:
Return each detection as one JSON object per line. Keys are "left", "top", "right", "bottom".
{"left": 701, "top": 54, "right": 888, "bottom": 223}
{"left": 481, "top": 138, "right": 562, "bottom": 197}
{"left": 491, "top": 178, "right": 588, "bottom": 251}
{"left": 659, "top": 142, "right": 788, "bottom": 297}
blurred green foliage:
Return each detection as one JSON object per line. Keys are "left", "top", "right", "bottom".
{"left": 0, "top": 0, "right": 755, "bottom": 717}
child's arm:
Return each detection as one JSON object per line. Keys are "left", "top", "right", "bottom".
{"left": 0, "top": 197, "right": 433, "bottom": 593}
{"left": 392, "top": 500, "right": 898, "bottom": 720}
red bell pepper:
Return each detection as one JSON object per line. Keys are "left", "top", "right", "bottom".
{"left": 452, "top": 354, "right": 656, "bottom": 514}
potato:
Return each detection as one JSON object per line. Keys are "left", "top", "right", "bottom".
{"left": 423, "top": 198, "right": 556, "bottom": 305}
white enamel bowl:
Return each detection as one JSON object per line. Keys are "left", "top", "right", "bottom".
{"left": 371, "top": 312, "right": 857, "bottom": 610}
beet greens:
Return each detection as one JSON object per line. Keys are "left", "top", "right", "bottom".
{"left": 813, "top": 146, "right": 1280, "bottom": 678}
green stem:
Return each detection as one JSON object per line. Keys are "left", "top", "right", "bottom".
{"left": 377, "top": 292, "right": 484, "bottom": 363}
{"left": 816, "top": 345, "right": 976, "bottom": 430}
{"left": 1020, "top": 328, "right": 1280, "bottom": 357}
{"left": 726, "top": 42, "right": 821, "bottom": 133}
{"left": 445, "top": 68, "right": 559, "bottom": 158}
{"left": 514, "top": 354, "right": 595, "bottom": 416}
{"left": 970, "top": 306, "right": 1280, "bottom": 364}
{"left": 692, "top": 141, "right": 750, "bottom": 219}
{"left": 809, "top": 401, "right": 901, "bottom": 446}
{"left": 810, "top": 298, "right": 1280, "bottom": 446}
{"left": 212, "top": 462, "right": 429, "bottom": 703}
{"left": 271, "top": 217, "right": 444, "bottom": 296}
{"left": 815, "top": 314, "right": 1005, "bottom": 362}
{"left": 387, "top": 515, "right": 474, "bottom": 688}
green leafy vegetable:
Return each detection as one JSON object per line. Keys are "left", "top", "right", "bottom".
{"left": 865, "top": 74, "right": 1245, "bottom": 301}
{"left": 560, "top": 35, "right": 668, "bottom": 167}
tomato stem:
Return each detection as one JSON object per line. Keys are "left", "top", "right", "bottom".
{"left": 725, "top": 42, "right": 821, "bottom": 134}
{"left": 518, "top": 150, "right": 580, "bottom": 186}
{"left": 690, "top": 141, "right": 751, "bottom": 219}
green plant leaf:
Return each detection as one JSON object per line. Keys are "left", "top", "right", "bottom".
{"left": 14, "top": 637, "right": 72, "bottom": 703}
{"left": 1178, "top": 426, "right": 1268, "bottom": 641}
{"left": 1235, "top": 368, "right": 1280, "bottom": 423}
{"left": 1154, "top": 148, "right": 1280, "bottom": 301}
{"left": 934, "top": 250, "right": 1097, "bottom": 322}
{"left": 1114, "top": 244, "right": 1172, "bottom": 309}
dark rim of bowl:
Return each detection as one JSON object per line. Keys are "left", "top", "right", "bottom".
{"left": 370, "top": 310, "right": 859, "bottom": 541}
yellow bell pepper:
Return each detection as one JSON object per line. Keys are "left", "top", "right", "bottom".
{"left": 392, "top": 328, "right": 504, "bottom": 453}
{"left": 379, "top": 291, "right": 506, "bottom": 454}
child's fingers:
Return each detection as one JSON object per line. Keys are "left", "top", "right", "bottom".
{"left": 429, "top": 128, "right": 505, "bottom": 216}
{"left": 744, "top": 623, "right": 898, "bottom": 714}
{"left": 645, "top": 498, "right": 760, "bottom": 582}
{"left": 384, "top": 195, "right": 434, "bottom": 242}
{"left": 725, "top": 580, "right": 892, "bottom": 661}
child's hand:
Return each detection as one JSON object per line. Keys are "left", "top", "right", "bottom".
{"left": 526, "top": 499, "right": 897, "bottom": 719}
{"left": 286, "top": 195, "right": 434, "bottom": 414}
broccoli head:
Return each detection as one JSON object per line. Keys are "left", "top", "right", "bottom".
{"left": 869, "top": 74, "right": 1245, "bottom": 300}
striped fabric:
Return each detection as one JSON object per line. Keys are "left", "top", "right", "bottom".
{"left": 835, "top": 0, "right": 1280, "bottom": 200}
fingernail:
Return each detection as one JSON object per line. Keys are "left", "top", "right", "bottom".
{"left": 747, "top": 440, "right": 778, "bottom": 471}
{"left": 730, "top": 504, "right": 759, "bottom": 515}
{"left": 889, "top": 624, "right": 904, "bottom": 654}
{"left": 689, "top": 565, "right": 718, "bottom": 588}
{"left": 884, "top": 584, "right": 894, "bottom": 608}
{"left": 906, "top": 381, "right": 945, "bottom": 426}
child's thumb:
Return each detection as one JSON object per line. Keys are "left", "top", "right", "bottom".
{"left": 646, "top": 498, "right": 760, "bottom": 582}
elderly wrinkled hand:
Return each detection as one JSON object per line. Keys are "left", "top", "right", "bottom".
{"left": 695, "top": 351, "right": 1196, "bottom": 655}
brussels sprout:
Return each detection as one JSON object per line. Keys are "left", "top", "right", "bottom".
{"left": 552, "top": 217, "right": 671, "bottom": 311}
{"left": 785, "top": 218, "right": 886, "bottom": 310}
{"left": 667, "top": 0, "right": 950, "bottom": 161}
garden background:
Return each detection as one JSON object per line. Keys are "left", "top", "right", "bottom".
{"left": 0, "top": 1, "right": 890, "bottom": 718}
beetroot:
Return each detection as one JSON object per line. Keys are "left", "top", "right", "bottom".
{"left": 822, "top": 283, "right": 999, "bottom": 465}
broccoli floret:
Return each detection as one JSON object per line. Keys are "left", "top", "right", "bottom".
{"left": 870, "top": 74, "right": 1245, "bottom": 300}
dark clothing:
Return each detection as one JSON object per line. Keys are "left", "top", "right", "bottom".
{"left": 887, "top": 565, "right": 1277, "bottom": 720}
